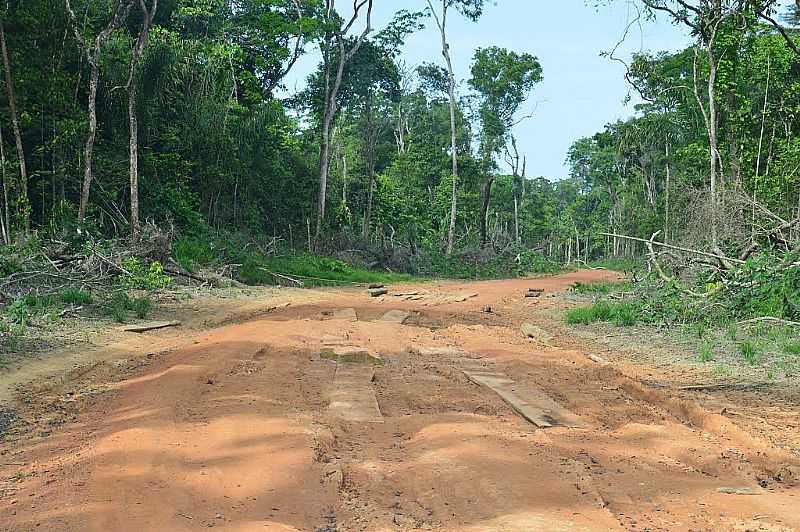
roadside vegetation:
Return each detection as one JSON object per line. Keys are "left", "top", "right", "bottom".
{"left": 566, "top": 250, "right": 800, "bottom": 379}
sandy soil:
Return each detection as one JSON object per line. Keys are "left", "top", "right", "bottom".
{"left": 1, "top": 271, "right": 799, "bottom": 531}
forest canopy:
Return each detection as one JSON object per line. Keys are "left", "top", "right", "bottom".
{"left": 0, "top": 0, "right": 797, "bottom": 281}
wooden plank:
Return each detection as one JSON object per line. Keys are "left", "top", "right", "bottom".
{"left": 464, "top": 370, "right": 583, "bottom": 428}
{"left": 328, "top": 364, "right": 383, "bottom": 423}
{"left": 320, "top": 308, "right": 357, "bottom": 321}
{"left": 119, "top": 321, "right": 181, "bottom": 333}
{"left": 380, "top": 310, "right": 411, "bottom": 324}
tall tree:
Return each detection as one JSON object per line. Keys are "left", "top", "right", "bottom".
{"left": 127, "top": 0, "right": 158, "bottom": 239}
{"left": 468, "top": 46, "right": 542, "bottom": 247}
{"left": 315, "top": 0, "right": 373, "bottom": 245}
{"left": 426, "top": 0, "right": 486, "bottom": 254}
{"left": 0, "top": 5, "right": 28, "bottom": 235}
{"left": 638, "top": 0, "right": 749, "bottom": 245}
{"left": 65, "top": 0, "right": 135, "bottom": 221}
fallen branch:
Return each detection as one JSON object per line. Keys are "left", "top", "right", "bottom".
{"left": 601, "top": 232, "right": 745, "bottom": 264}
{"left": 644, "top": 231, "right": 714, "bottom": 298}
{"left": 163, "top": 267, "right": 210, "bottom": 284}
{"left": 737, "top": 317, "right": 800, "bottom": 328}
{"left": 259, "top": 268, "right": 304, "bottom": 288}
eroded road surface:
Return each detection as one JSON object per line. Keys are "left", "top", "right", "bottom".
{"left": 2, "top": 271, "right": 799, "bottom": 531}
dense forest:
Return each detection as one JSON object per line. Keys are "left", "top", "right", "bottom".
{"left": 0, "top": 0, "right": 798, "bottom": 305}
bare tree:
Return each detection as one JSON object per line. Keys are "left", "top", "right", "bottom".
{"left": 640, "top": 0, "right": 747, "bottom": 246}
{"left": 65, "top": 0, "right": 135, "bottom": 221}
{"left": 504, "top": 135, "right": 525, "bottom": 244}
{"left": 127, "top": 0, "right": 157, "bottom": 240}
{"left": 315, "top": 0, "right": 374, "bottom": 246}
{"left": 427, "top": 0, "right": 459, "bottom": 254}
{"left": 0, "top": 7, "right": 28, "bottom": 234}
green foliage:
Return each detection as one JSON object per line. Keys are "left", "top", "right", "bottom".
{"left": 174, "top": 237, "right": 218, "bottom": 272}
{"left": 131, "top": 297, "right": 153, "bottom": 319}
{"left": 60, "top": 288, "right": 93, "bottom": 306}
{"left": 698, "top": 342, "right": 715, "bottom": 363}
{"left": 240, "top": 254, "right": 413, "bottom": 287}
{"left": 105, "top": 292, "right": 151, "bottom": 322}
{"left": 570, "top": 280, "right": 630, "bottom": 295}
{"left": 121, "top": 258, "right": 172, "bottom": 290}
{"left": 108, "top": 292, "right": 131, "bottom": 323}
{"left": 783, "top": 341, "right": 800, "bottom": 355}
{"left": 565, "top": 300, "right": 642, "bottom": 327}
{"left": 738, "top": 341, "right": 759, "bottom": 365}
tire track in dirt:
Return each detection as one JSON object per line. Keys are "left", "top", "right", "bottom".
{"left": 1, "top": 270, "right": 799, "bottom": 531}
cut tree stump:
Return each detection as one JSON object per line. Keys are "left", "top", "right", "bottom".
{"left": 119, "top": 321, "right": 181, "bottom": 333}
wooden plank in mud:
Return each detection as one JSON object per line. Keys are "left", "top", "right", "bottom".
{"left": 328, "top": 364, "right": 383, "bottom": 423}
{"left": 463, "top": 370, "right": 583, "bottom": 428}
{"left": 119, "top": 321, "right": 181, "bottom": 333}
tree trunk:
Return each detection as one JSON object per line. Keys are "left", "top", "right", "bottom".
{"left": 0, "top": 121, "right": 8, "bottom": 244}
{"left": 706, "top": 43, "right": 721, "bottom": 246}
{"left": 726, "top": 88, "right": 741, "bottom": 185}
{"left": 428, "top": 0, "right": 459, "bottom": 255}
{"left": 664, "top": 140, "right": 671, "bottom": 243}
{"left": 479, "top": 176, "right": 494, "bottom": 247}
{"left": 79, "top": 55, "right": 100, "bottom": 221}
{"left": 513, "top": 192, "right": 519, "bottom": 244}
{"left": 444, "top": 49, "right": 459, "bottom": 255}
{"left": 0, "top": 17, "right": 28, "bottom": 234}
{"left": 127, "top": 0, "right": 157, "bottom": 240}
{"left": 315, "top": 0, "right": 372, "bottom": 246}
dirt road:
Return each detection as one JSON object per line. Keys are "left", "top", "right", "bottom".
{"left": 1, "top": 271, "right": 799, "bottom": 531}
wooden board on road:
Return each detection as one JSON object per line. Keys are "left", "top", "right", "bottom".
{"left": 463, "top": 369, "right": 583, "bottom": 428}
{"left": 328, "top": 364, "right": 383, "bottom": 423}
{"left": 119, "top": 321, "right": 181, "bottom": 333}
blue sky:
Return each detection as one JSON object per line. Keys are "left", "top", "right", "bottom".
{"left": 283, "top": 1, "right": 692, "bottom": 179}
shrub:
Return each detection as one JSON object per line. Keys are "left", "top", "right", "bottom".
{"left": 121, "top": 258, "right": 172, "bottom": 290}
{"left": 131, "top": 297, "right": 152, "bottom": 319}
{"left": 174, "top": 237, "right": 217, "bottom": 272}
{"left": 571, "top": 281, "right": 630, "bottom": 295}
{"left": 108, "top": 292, "right": 131, "bottom": 323}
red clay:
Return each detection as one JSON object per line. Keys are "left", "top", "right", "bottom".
{"left": 2, "top": 271, "right": 799, "bottom": 531}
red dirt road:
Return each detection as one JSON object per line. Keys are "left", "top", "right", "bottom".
{"left": 1, "top": 271, "right": 799, "bottom": 531}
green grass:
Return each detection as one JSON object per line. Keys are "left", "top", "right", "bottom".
{"left": 698, "top": 342, "right": 715, "bottom": 363}
{"left": 174, "top": 237, "right": 217, "bottom": 273}
{"left": 60, "top": 288, "right": 93, "bottom": 306}
{"left": 131, "top": 297, "right": 152, "bottom": 319}
{"left": 565, "top": 300, "right": 642, "bottom": 327}
{"left": 738, "top": 341, "right": 759, "bottom": 365}
{"left": 783, "top": 341, "right": 800, "bottom": 355}
{"left": 571, "top": 280, "right": 631, "bottom": 295}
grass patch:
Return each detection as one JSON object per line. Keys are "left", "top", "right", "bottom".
{"left": 783, "top": 341, "right": 800, "bottom": 355}
{"left": 738, "top": 341, "right": 759, "bottom": 365}
{"left": 565, "top": 301, "right": 642, "bottom": 327}
{"left": 174, "top": 237, "right": 217, "bottom": 273}
{"left": 698, "top": 342, "right": 715, "bottom": 363}
{"left": 571, "top": 280, "right": 630, "bottom": 295}
{"left": 131, "top": 297, "right": 152, "bottom": 319}
{"left": 60, "top": 288, "right": 93, "bottom": 306}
